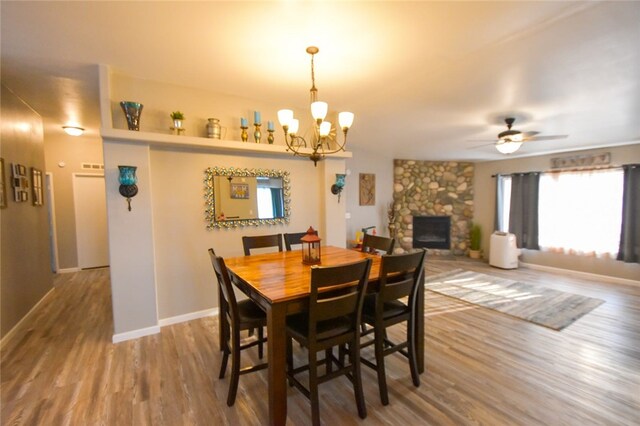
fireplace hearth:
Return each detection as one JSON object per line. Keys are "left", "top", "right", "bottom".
{"left": 413, "top": 216, "right": 451, "bottom": 250}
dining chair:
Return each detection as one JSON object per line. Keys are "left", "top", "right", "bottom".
{"left": 361, "top": 233, "right": 395, "bottom": 255}
{"left": 286, "top": 258, "right": 372, "bottom": 426}
{"left": 360, "top": 248, "right": 427, "bottom": 405}
{"left": 283, "top": 230, "right": 318, "bottom": 251}
{"left": 208, "top": 249, "right": 268, "bottom": 406}
{"left": 242, "top": 233, "right": 283, "bottom": 255}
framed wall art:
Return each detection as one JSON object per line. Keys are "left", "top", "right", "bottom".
{"left": 230, "top": 183, "right": 249, "bottom": 199}
{"left": 11, "top": 163, "right": 29, "bottom": 202}
{"left": 359, "top": 173, "right": 375, "bottom": 206}
{"left": 0, "top": 158, "right": 6, "bottom": 208}
{"left": 31, "top": 167, "right": 44, "bottom": 206}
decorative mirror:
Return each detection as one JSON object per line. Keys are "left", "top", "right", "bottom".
{"left": 205, "top": 166, "right": 291, "bottom": 229}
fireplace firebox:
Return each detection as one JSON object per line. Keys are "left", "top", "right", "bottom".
{"left": 413, "top": 216, "right": 451, "bottom": 249}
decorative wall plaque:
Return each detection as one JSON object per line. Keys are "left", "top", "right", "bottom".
{"left": 550, "top": 153, "right": 611, "bottom": 169}
{"left": 11, "top": 163, "right": 29, "bottom": 202}
{"left": 359, "top": 173, "right": 375, "bottom": 206}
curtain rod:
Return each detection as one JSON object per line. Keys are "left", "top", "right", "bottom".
{"left": 491, "top": 164, "right": 629, "bottom": 178}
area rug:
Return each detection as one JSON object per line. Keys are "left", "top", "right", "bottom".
{"left": 424, "top": 269, "right": 605, "bottom": 330}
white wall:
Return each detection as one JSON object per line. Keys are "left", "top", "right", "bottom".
{"left": 474, "top": 144, "right": 640, "bottom": 281}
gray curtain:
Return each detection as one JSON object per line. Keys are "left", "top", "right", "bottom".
{"left": 617, "top": 164, "right": 640, "bottom": 263}
{"left": 509, "top": 172, "right": 540, "bottom": 249}
{"left": 494, "top": 174, "right": 504, "bottom": 232}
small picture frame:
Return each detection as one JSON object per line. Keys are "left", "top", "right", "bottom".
{"left": 0, "top": 158, "right": 7, "bottom": 208}
{"left": 31, "top": 167, "right": 44, "bottom": 206}
{"left": 230, "top": 183, "right": 249, "bottom": 199}
{"left": 11, "top": 162, "right": 29, "bottom": 203}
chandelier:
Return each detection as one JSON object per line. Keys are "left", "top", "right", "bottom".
{"left": 277, "top": 46, "right": 354, "bottom": 166}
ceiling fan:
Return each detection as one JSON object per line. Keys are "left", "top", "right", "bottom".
{"left": 476, "top": 117, "right": 568, "bottom": 154}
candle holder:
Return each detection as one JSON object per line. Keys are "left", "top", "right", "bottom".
{"left": 241, "top": 126, "right": 248, "bottom": 142}
{"left": 254, "top": 123, "right": 262, "bottom": 143}
{"left": 118, "top": 165, "right": 138, "bottom": 211}
{"left": 267, "top": 129, "right": 274, "bottom": 144}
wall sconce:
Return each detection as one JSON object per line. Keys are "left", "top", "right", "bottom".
{"left": 331, "top": 173, "right": 346, "bottom": 203}
{"left": 301, "top": 226, "right": 322, "bottom": 265}
{"left": 118, "top": 165, "right": 138, "bottom": 211}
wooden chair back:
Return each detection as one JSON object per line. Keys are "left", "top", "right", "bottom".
{"left": 362, "top": 234, "right": 395, "bottom": 255}
{"left": 208, "top": 249, "right": 238, "bottom": 326}
{"left": 283, "top": 230, "right": 318, "bottom": 251}
{"left": 378, "top": 249, "right": 427, "bottom": 307}
{"left": 242, "top": 233, "right": 283, "bottom": 255}
{"left": 308, "top": 259, "right": 372, "bottom": 341}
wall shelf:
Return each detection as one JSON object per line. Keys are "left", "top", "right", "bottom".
{"left": 100, "top": 128, "right": 352, "bottom": 160}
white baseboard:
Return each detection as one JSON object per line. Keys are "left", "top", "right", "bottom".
{"left": 112, "top": 325, "right": 161, "bottom": 344}
{"left": 1, "top": 288, "right": 55, "bottom": 350}
{"left": 520, "top": 262, "right": 640, "bottom": 287}
{"left": 57, "top": 267, "right": 80, "bottom": 274}
{"left": 158, "top": 308, "right": 219, "bottom": 327}
{"left": 112, "top": 308, "right": 220, "bottom": 344}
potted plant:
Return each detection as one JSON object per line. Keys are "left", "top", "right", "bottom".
{"left": 170, "top": 111, "right": 185, "bottom": 129}
{"left": 469, "top": 222, "right": 482, "bottom": 259}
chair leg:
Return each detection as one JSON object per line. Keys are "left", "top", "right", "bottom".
{"left": 325, "top": 348, "right": 333, "bottom": 374}
{"left": 219, "top": 345, "right": 229, "bottom": 379}
{"left": 374, "top": 325, "right": 389, "bottom": 406}
{"left": 351, "top": 339, "right": 367, "bottom": 419}
{"left": 227, "top": 332, "right": 241, "bottom": 406}
{"left": 258, "top": 326, "right": 264, "bottom": 359}
{"left": 408, "top": 315, "right": 420, "bottom": 387}
{"left": 308, "top": 350, "right": 321, "bottom": 426}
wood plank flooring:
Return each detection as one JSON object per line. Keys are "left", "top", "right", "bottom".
{"left": 2, "top": 260, "right": 639, "bottom": 425}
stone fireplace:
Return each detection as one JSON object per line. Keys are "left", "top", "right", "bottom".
{"left": 392, "top": 160, "right": 474, "bottom": 256}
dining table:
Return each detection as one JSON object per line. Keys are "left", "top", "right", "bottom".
{"left": 222, "top": 245, "right": 425, "bottom": 426}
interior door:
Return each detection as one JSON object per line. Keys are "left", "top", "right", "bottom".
{"left": 74, "top": 174, "right": 109, "bottom": 269}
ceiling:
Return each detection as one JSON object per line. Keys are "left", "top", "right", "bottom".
{"left": 2, "top": 1, "right": 639, "bottom": 161}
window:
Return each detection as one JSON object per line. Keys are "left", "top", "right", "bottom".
{"left": 538, "top": 168, "right": 623, "bottom": 257}
{"left": 497, "top": 175, "right": 512, "bottom": 232}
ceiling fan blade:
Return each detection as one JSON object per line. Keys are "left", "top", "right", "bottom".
{"left": 466, "top": 142, "right": 496, "bottom": 150}
{"left": 466, "top": 139, "right": 497, "bottom": 143}
{"left": 522, "top": 131, "right": 539, "bottom": 138}
{"left": 525, "top": 134, "right": 569, "bottom": 142}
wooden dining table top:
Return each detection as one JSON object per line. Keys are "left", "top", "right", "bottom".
{"left": 224, "top": 246, "right": 381, "bottom": 304}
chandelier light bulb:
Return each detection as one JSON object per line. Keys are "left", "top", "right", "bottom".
{"left": 288, "top": 119, "right": 299, "bottom": 136}
{"left": 319, "top": 121, "right": 331, "bottom": 137}
{"left": 278, "top": 109, "right": 293, "bottom": 127}
{"left": 311, "top": 101, "right": 328, "bottom": 122}
{"left": 338, "top": 112, "right": 354, "bottom": 130}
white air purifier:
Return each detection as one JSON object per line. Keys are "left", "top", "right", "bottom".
{"left": 489, "top": 231, "right": 521, "bottom": 269}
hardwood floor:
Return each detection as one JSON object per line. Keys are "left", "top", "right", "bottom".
{"left": 2, "top": 260, "right": 639, "bottom": 425}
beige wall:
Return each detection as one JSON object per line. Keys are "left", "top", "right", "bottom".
{"left": 150, "top": 149, "right": 323, "bottom": 319}
{"left": 1, "top": 84, "right": 53, "bottom": 338}
{"left": 474, "top": 144, "right": 640, "bottom": 280}
{"left": 103, "top": 71, "right": 347, "bottom": 337}
{"left": 43, "top": 133, "right": 104, "bottom": 270}
{"left": 345, "top": 145, "right": 394, "bottom": 244}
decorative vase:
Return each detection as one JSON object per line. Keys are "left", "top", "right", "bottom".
{"left": 120, "top": 101, "right": 143, "bottom": 131}
{"left": 207, "top": 118, "right": 222, "bottom": 139}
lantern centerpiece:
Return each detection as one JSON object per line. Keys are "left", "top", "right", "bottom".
{"left": 301, "top": 226, "right": 321, "bottom": 265}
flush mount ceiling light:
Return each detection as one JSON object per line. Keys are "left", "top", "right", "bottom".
{"left": 62, "top": 126, "right": 84, "bottom": 136}
{"left": 277, "top": 46, "right": 354, "bottom": 166}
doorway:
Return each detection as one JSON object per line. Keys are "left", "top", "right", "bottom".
{"left": 73, "top": 173, "right": 109, "bottom": 269}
